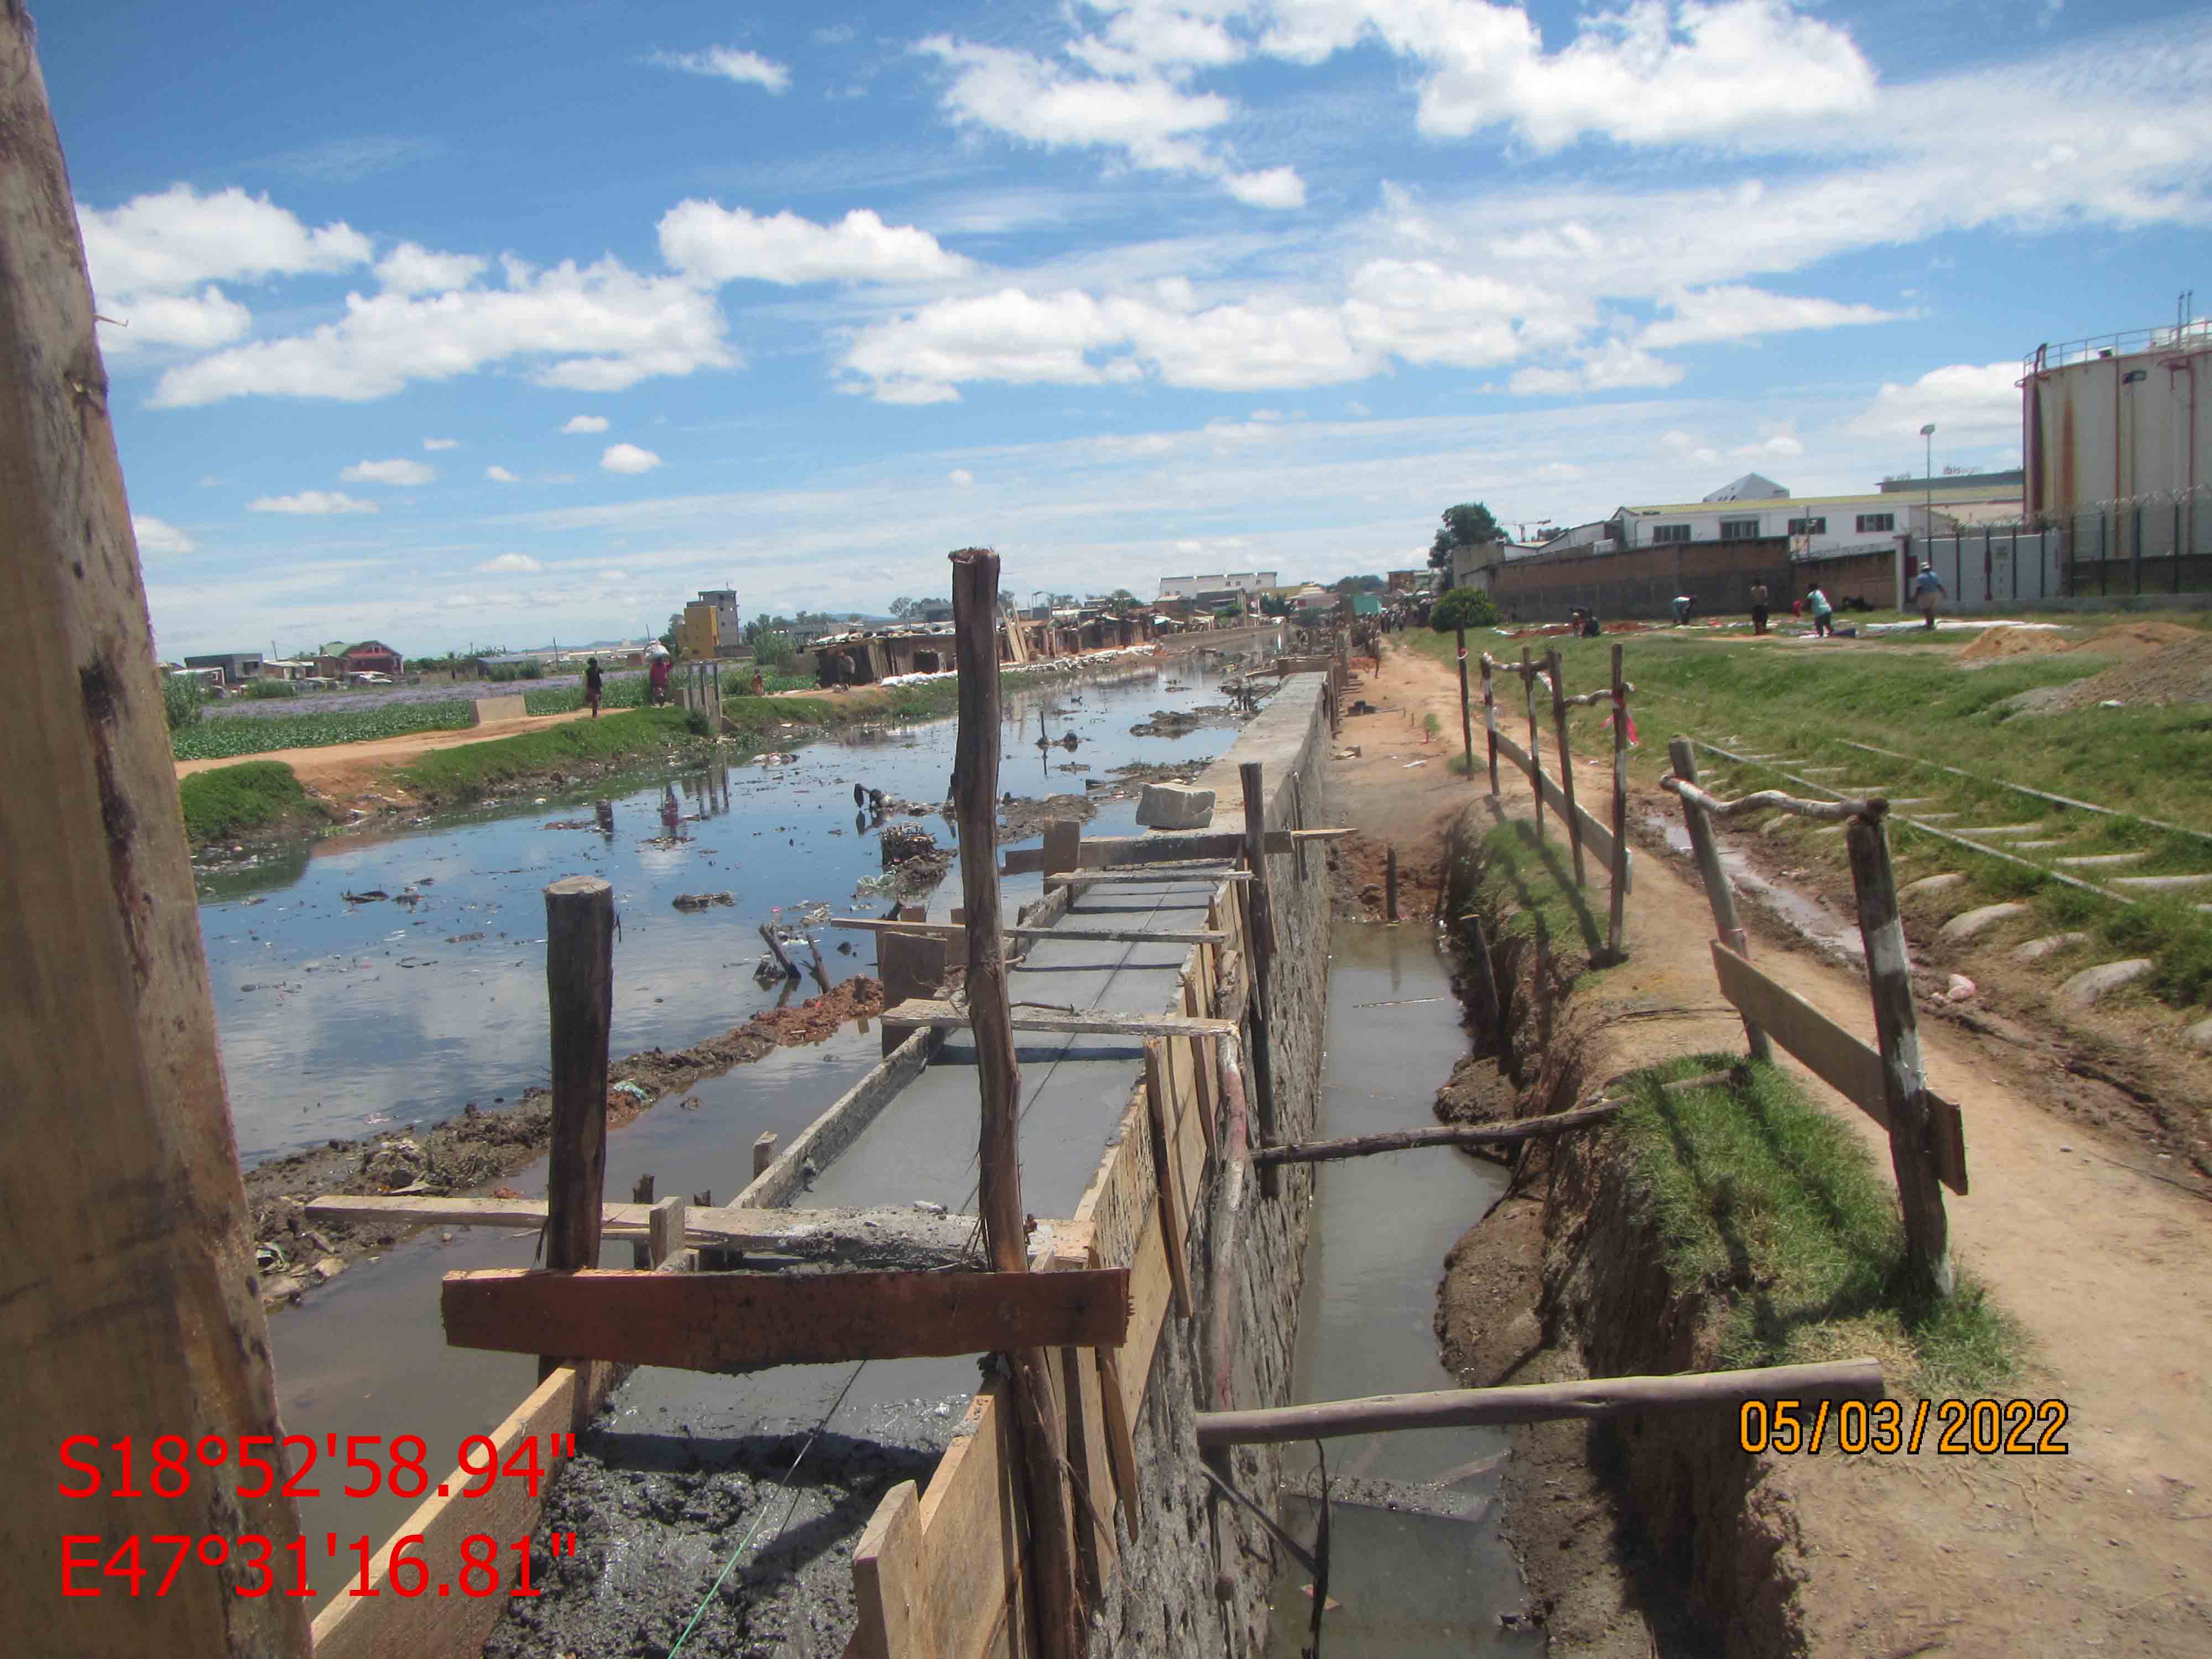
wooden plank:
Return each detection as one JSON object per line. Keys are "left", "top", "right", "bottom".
{"left": 1, "top": 15, "right": 310, "bottom": 1645}
{"left": 1142, "top": 1040, "right": 1194, "bottom": 1318}
{"left": 1239, "top": 761, "right": 1281, "bottom": 1192}
{"left": 1046, "top": 1248, "right": 1117, "bottom": 1595}
{"left": 836, "top": 917, "right": 1228, "bottom": 946}
{"left": 1492, "top": 726, "right": 1634, "bottom": 889}
{"left": 911, "top": 1384, "right": 1029, "bottom": 1659}
{"left": 1182, "top": 974, "right": 1218, "bottom": 1160}
{"left": 1196, "top": 1358, "right": 1886, "bottom": 1447}
{"left": 1607, "top": 644, "right": 1629, "bottom": 957}
{"left": 444, "top": 1265, "right": 1130, "bottom": 1369}
{"left": 739, "top": 1026, "right": 934, "bottom": 1208}
{"left": 1046, "top": 867, "right": 1251, "bottom": 886}
{"left": 1709, "top": 944, "right": 1966, "bottom": 1194}
{"left": 1002, "top": 828, "right": 1355, "bottom": 874}
{"left": 885, "top": 1000, "right": 1239, "bottom": 1040}
{"left": 648, "top": 1196, "right": 686, "bottom": 1267}
{"left": 1094, "top": 1348, "right": 1141, "bottom": 1538}
{"left": 854, "top": 1479, "right": 924, "bottom": 1659}
{"left": 1547, "top": 646, "right": 1587, "bottom": 887}
{"left": 1670, "top": 739, "right": 1772, "bottom": 1065}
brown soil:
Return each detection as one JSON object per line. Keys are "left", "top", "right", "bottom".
{"left": 175, "top": 707, "right": 598, "bottom": 799}
{"left": 2017, "top": 632, "right": 2212, "bottom": 714}
{"left": 2071, "top": 619, "right": 2205, "bottom": 656}
{"left": 1958, "top": 625, "right": 2069, "bottom": 661}
{"left": 997, "top": 792, "right": 1099, "bottom": 841}
{"left": 244, "top": 975, "right": 885, "bottom": 1287}
{"left": 1348, "top": 639, "right": 2212, "bottom": 1657}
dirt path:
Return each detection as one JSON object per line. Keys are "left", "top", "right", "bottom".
{"left": 1358, "top": 639, "right": 2212, "bottom": 1656}
{"left": 175, "top": 707, "right": 599, "bottom": 801}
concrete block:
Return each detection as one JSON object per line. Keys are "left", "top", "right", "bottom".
{"left": 2188, "top": 1017, "right": 2212, "bottom": 1052}
{"left": 2014, "top": 932, "right": 2089, "bottom": 962}
{"left": 472, "top": 694, "right": 529, "bottom": 724}
{"left": 1136, "top": 783, "right": 1215, "bottom": 830}
{"left": 1902, "top": 873, "right": 1966, "bottom": 898}
{"left": 2059, "top": 958, "right": 2154, "bottom": 1008}
{"left": 1939, "top": 902, "right": 2028, "bottom": 942}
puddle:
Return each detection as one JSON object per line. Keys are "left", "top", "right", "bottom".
{"left": 1267, "top": 922, "right": 1538, "bottom": 1655}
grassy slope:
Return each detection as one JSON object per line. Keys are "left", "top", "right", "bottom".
{"left": 394, "top": 706, "right": 711, "bottom": 801}
{"left": 1405, "top": 625, "right": 2212, "bottom": 1009}
{"left": 178, "top": 761, "right": 318, "bottom": 842}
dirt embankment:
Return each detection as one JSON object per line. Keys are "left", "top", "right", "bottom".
{"left": 245, "top": 977, "right": 884, "bottom": 1297}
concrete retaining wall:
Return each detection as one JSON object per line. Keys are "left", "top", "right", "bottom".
{"left": 1084, "top": 674, "right": 1332, "bottom": 1658}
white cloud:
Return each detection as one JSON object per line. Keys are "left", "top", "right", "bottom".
{"left": 486, "top": 465, "right": 521, "bottom": 483}
{"left": 423, "top": 436, "right": 460, "bottom": 450}
{"left": 132, "top": 514, "right": 197, "bottom": 555}
{"left": 921, "top": 36, "right": 1303, "bottom": 208}
{"left": 560, "top": 414, "right": 610, "bottom": 433}
{"left": 375, "top": 242, "right": 488, "bottom": 294}
{"left": 341, "top": 457, "right": 436, "bottom": 486}
{"left": 950, "top": 468, "right": 974, "bottom": 486}
{"left": 98, "top": 286, "right": 255, "bottom": 353}
{"left": 79, "top": 183, "right": 369, "bottom": 296}
{"left": 1258, "top": 0, "right": 1875, "bottom": 149}
{"left": 477, "top": 552, "right": 543, "bottom": 573}
{"left": 150, "top": 255, "right": 735, "bottom": 406}
{"left": 813, "top": 24, "right": 857, "bottom": 46}
{"left": 1640, "top": 284, "right": 1902, "bottom": 348}
{"left": 247, "top": 490, "right": 377, "bottom": 515}
{"left": 1729, "top": 426, "right": 1806, "bottom": 458}
{"left": 1510, "top": 338, "right": 1683, "bottom": 396}
{"left": 649, "top": 45, "right": 791, "bottom": 93}
{"left": 658, "top": 202, "right": 975, "bottom": 285}
{"left": 601, "top": 442, "right": 664, "bottom": 474}
{"left": 1848, "top": 362, "right": 2022, "bottom": 442}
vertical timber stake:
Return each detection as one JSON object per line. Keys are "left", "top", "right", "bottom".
{"left": 1481, "top": 653, "right": 1500, "bottom": 796}
{"left": 1606, "top": 645, "right": 1629, "bottom": 961}
{"left": 1666, "top": 740, "right": 1771, "bottom": 1064}
{"left": 1845, "top": 813, "right": 1954, "bottom": 1301}
{"left": 0, "top": 11, "right": 312, "bottom": 1646}
{"left": 1546, "top": 647, "right": 1586, "bottom": 887}
{"left": 949, "top": 547, "right": 1083, "bottom": 1658}
{"left": 544, "top": 875, "right": 615, "bottom": 1376}
{"left": 1238, "top": 761, "right": 1283, "bottom": 1197}
{"left": 1385, "top": 846, "right": 1400, "bottom": 922}
{"left": 1521, "top": 647, "right": 1545, "bottom": 841}
{"left": 1455, "top": 625, "right": 1475, "bottom": 780}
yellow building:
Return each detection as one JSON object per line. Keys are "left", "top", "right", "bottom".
{"left": 676, "top": 600, "right": 720, "bottom": 659}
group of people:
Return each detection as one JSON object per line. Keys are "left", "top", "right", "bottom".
{"left": 578, "top": 644, "right": 765, "bottom": 719}
{"left": 1660, "top": 565, "right": 1947, "bottom": 642}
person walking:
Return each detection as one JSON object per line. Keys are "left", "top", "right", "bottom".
{"left": 648, "top": 649, "right": 671, "bottom": 706}
{"left": 1912, "top": 564, "right": 1948, "bottom": 631}
{"left": 1806, "top": 583, "right": 1834, "bottom": 639}
{"left": 1749, "top": 580, "right": 1770, "bottom": 635}
{"left": 583, "top": 655, "right": 603, "bottom": 718}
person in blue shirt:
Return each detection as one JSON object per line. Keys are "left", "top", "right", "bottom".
{"left": 1912, "top": 565, "right": 1948, "bottom": 631}
{"left": 1806, "top": 584, "right": 1834, "bottom": 638}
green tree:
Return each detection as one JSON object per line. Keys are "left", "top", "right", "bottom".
{"left": 1428, "top": 502, "right": 1502, "bottom": 578}
{"left": 1329, "top": 574, "right": 1387, "bottom": 594}
{"left": 161, "top": 672, "right": 204, "bottom": 732}
{"left": 888, "top": 596, "right": 919, "bottom": 618}
{"left": 1430, "top": 586, "right": 1498, "bottom": 632}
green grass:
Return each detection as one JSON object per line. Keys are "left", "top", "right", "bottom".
{"left": 1465, "top": 818, "right": 1612, "bottom": 968}
{"left": 171, "top": 699, "right": 474, "bottom": 760}
{"left": 1616, "top": 1054, "right": 2020, "bottom": 1394}
{"left": 393, "top": 706, "right": 712, "bottom": 801}
{"left": 1399, "top": 625, "right": 2212, "bottom": 1008}
{"left": 178, "top": 761, "right": 317, "bottom": 843}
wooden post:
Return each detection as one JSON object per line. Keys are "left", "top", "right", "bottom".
{"left": 1238, "top": 761, "right": 1282, "bottom": 1195}
{"left": 1547, "top": 648, "right": 1587, "bottom": 887}
{"left": 1455, "top": 624, "right": 1475, "bottom": 779}
{"left": 950, "top": 547, "right": 1083, "bottom": 1658}
{"left": 1480, "top": 653, "right": 1500, "bottom": 796}
{"left": 1606, "top": 644, "right": 1629, "bottom": 962}
{"left": 1844, "top": 815, "right": 1954, "bottom": 1300}
{"left": 1666, "top": 740, "right": 1771, "bottom": 1063}
{"left": 0, "top": 14, "right": 312, "bottom": 1644}
{"left": 1385, "top": 844, "right": 1400, "bottom": 921}
{"left": 629, "top": 1174, "right": 655, "bottom": 1267}
{"left": 1461, "top": 915, "right": 1502, "bottom": 1056}
{"left": 1521, "top": 646, "right": 1545, "bottom": 839}
{"left": 752, "top": 1131, "right": 779, "bottom": 1178}
{"left": 1142, "top": 1040, "right": 1194, "bottom": 1318}
{"left": 544, "top": 876, "right": 615, "bottom": 1375}
{"left": 1207, "top": 1036, "right": 1254, "bottom": 1412}
{"left": 648, "top": 1195, "right": 687, "bottom": 1267}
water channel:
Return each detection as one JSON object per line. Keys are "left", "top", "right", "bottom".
{"left": 1267, "top": 923, "right": 1541, "bottom": 1657}
{"left": 204, "top": 648, "right": 1272, "bottom": 1603}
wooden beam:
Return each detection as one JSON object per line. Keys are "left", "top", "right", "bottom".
{"left": 1142, "top": 1040, "right": 1194, "bottom": 1318}
{"left": 854, "top": 1480, "right": 924, "bottom": 1659}
{"left": 1710, "top": 943, "right": 1966, "bottom": 1194}
{"left": 544, "top": 875, "right": 614, "bottom": 1281}
{"left": 1481, "top": 651, "right": 1501, "bottom": 796}
{"left": 1548, "top": 646, "right": 1587, "bottom": 887}
{"left": 1455, "top": 624, "right": 1475, "bottom": 780}
{"left": 648, "top": 1195, "right": 686, "bottom": 1267}
{"left": 1000, "top": 828, "right": 1352, "bottom": 875}
{"left": 885, "top": 999, "right": 1239, "bottom": 1040}
{"left": 1494, "top": 726, "right": 1634, "bottom": 885}
{"left": 1668, "top": 739, "right": 1773, "bottom": 1065}
{"left": 1239, "top": 762, "right": 1281, "bottom": 1193}
{"left": 1, "top": 14, "right": 310, "bottom": 1646}
{"left": 1522, "top": 645, "right": 1545, "bottom": 841}
{"left": 741, "top": 1026, "right": 933, "bottom": 1208}
{"left": 1045, "top": 867, "right": 1251, "bottom": 886}
{"left": 836, "top": 916, "right": 1228, "bottom": 946}
{"left": 1607, "top": 644, "right": 1629, "bottom": 959}
{"left": 443, "top": 1265, "right": 1133, "bottom": 1369}
{"left": 1195, "top": 1358, "right": 1886, "bottom": 1447}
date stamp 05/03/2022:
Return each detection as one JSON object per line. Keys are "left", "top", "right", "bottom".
{"left": 1739, "top": 1397, "right": 2070, "bottom": 1457}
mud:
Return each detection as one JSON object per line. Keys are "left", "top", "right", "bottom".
{"left": 1105, "top": 756, "right": 1214, "bottom": 784}
{"left": 994, "top": 790, "right": 1098, "bottom": 841}
{"left": 243, "top": 976, "right": 885, "bottom": 1279}
{"left": 1128, "top": 705, "right": 1239, "bottom": 737}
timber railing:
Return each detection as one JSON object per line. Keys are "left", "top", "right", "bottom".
{"left": 1662, "top": 738, "right": 1968, "bottom": 1300}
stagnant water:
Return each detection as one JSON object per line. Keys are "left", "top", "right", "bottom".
{"left": 1267, "top": 923, "right": 1542, "bottom": 1656}
{"left": 200, "top": 654, "right": 1264, "bottom": 1165}
{"left": 211, "top": 647, "right": 1276, "bottom": 1607}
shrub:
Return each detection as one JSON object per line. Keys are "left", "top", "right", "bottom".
{"left": 161, "top": 674, "right": 204, "bottom": 731}
{"left": 484, "top": 660, "right": 544, "bottom": 682}
{"left": 1430, "top": 587, "right": 1498, "bottom": 632}
{"left": 244, "top": 679, "right": 299, "bottom": 700}
{"left": 178, "top": 761, "right": 311, "bottom": 842}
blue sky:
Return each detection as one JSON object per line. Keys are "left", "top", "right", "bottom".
{"left": 39, "top": 0, "right": 2212, "bottom": 656}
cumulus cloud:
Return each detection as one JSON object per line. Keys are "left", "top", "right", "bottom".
{"left": 133, "top": 515, "right": 197, "bottom": 555}
{"left": 561, "top": 414, "right": 610, "bottom": 433}
{"left": 150, "top": 254, "right": 735, "bottom": 406}
{"left": 920, "top": 36, "right": 1303, "bottom": 208}
{"left": 649, "top": 45, "right": 791, "bottom": 93}
{"left": 423, "top": 436, "right": 460, "bottom": 450}
{"left": 601, "top": 442, "right": 664, "bottom": 474}
{"left": 1509, "top": 338, "right": 1684, "bottom": 397}
{"left": 950, "top": 468, "right": 974, "bottom": 486}
{"left": 247, "top": 490, "right": 377, "bottom": 514}
{"left": 375, "top": 242, "right": 488, "bottom": 295}
{"left": 486, "top": 465, "right": 521, "bottom": 483}
{"left": 658, "top": 202, "right": 975, "bottom": 285}
{"left": 1640, "top": 285, "right": 1902, "bottom": 348}
{"left": 1848, "top": 362, "right": 2022, "bottom": 441}
{"left": 477, "top": 552, "right": 543, "bottom": 573}
{"left": 341, "top": 457, "right": 436, "bottom": 486}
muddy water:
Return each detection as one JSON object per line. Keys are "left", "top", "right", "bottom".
{"left": 201, "top": 654, "right": 1263, "bottom": 1165}
{"left": 1267, "top": 923, "right": 1540, "bottom": 1655}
